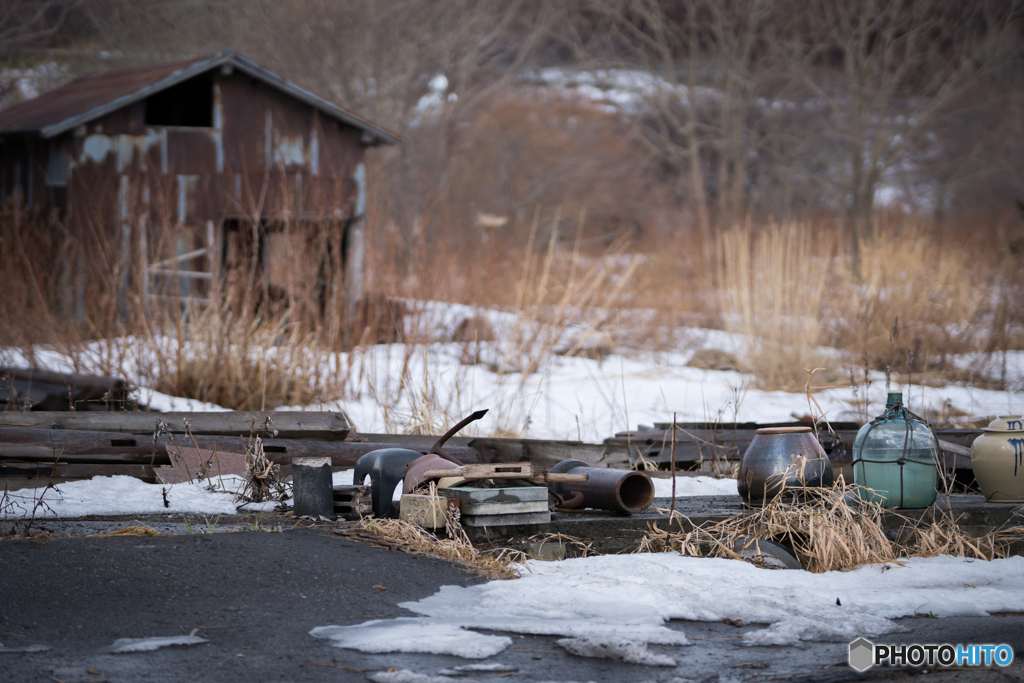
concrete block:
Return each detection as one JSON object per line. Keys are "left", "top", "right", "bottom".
{"left": 292, "top": 457, "right": 334, "bottom": 519}
{"left": 438, "top": 486, "right": 548, "bottom": 504}
{"left": 461, "top": 500, "right": 549, "bottom": 515}
{"left": 400, "top": 493, "right": 450, "bottom": 528}
{"left": 461, "top": 511, "right": 551, "bottom": 527}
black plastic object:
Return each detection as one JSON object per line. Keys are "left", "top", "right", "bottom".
{"left": 548, "top": 459, "right": 655, "bottom": 514}
{"left": 353, "top": 448, "right": 423, "bottom": 518}
{"left": 292, "top": 457, "right": 334, "bottom": 519}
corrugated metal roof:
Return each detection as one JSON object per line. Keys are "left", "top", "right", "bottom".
{"left": 0, "top": 49, "right": 400, "bottom": 145}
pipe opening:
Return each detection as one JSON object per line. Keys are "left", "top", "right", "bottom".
{"left": 618, "top": 472, "right": 655, "bottom": 512}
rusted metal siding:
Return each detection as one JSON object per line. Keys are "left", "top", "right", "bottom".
{"left": 48, "top": 69, "right": 365, "bottom": 235}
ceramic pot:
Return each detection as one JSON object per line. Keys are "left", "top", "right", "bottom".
{"left": 971, "top": 415, "right": 1024, "bottom": 503}
{"left": 737, "top": 427, "right": 834, "bottom": 504}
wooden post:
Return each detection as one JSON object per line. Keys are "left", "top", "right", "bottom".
{"left": 670, "top": 412, "right": 677, "bottom": 514}
{"left": 206, "top": 219, "right": 219, "bottom": 303}
{"left": 346, "top": 162, "right": 367, "bottom": 328}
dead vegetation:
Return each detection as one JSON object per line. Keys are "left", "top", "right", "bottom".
{"left": 89, "top": 522, "right": 164, "bottom": 537}
{"left": 235, "top": 425, "right": 288, "bottom": 504}
{"left": 638, "top": 480, "right": 1024, "bottom": 573}
{"left": 350, "top": 516, "right": 525, "bottom": 580}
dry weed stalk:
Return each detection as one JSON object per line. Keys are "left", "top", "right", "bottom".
{"left": 527, "top": 532, "right": 598, "bottom": 558}
{"left": 90, "top": 522, "right": 164, "bottom": 537}
{"left": 358, "top": 516, "right": 522, "bottom": 580}
{"left": 717, "top": 223, "right": 835, "bottom": 391}
{"left": 639, "top": 479, "right": 1024, "bottom": 573}
{"left": 235, "top": 419, "right": 287, "bottom": 504}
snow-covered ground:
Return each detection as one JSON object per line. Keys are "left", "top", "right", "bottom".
{"left": 328, "top": 341, "right": 1021, "bottom": 441}
{"left": 1, "top": 475, "right": 284, "bottom": 519}
{"left": 2, "top": 303, "right": 1020, "bottom": 442}
{"left": 312, "top": 553, "right": 1024, "bottom": 655}
{"left": 2, "top": 469, "right": 731, "bottom": 519}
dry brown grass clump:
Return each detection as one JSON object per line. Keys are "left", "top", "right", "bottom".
{"left": 715, "top": 223, "right": 836, "bottom": 391}
{"left": 357, "top": 516, "right": 524, "bottom": 580}
{"left": 235, "top": 430, "right": 288, "bottom": 504}
{"left": 702, "top": 217, "right": 1023, "bottom": 392}
{"left": 90, "top": 522, "right": 164, "bottom": 537}
{"left": 639, "top": 480, "right": 1024, "bottom": 573}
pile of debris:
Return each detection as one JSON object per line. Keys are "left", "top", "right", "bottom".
{"left": 326, "top": 410, "right": 656, "bottom": 533}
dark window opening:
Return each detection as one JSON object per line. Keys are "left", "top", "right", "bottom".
{"left": 46, "top": 137, "right": 67, "bottom": 186}
{"left": 144, "top": 73, "right": 214, "bottom": 127}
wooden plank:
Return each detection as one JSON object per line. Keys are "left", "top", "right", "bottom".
{"left": 0, "top": 428, "right": 479, "bottom": 469}
{"left": 0, "top": 411, "right": 353, "bottom": 441}
{"left": 469, "top": 437, "right": 607, "bottom": 469}
{"left": 0, "top": 367, "right": 125, "bottom": 392}
{"left": 148, "top": 247, "right": 208, "bottom": 269}
{"left": 422, "top": 462, "right": 534, "bottom": 480}
{"left": 526, "top": 472, "right": 588, "bottom": 484}
{"left": 605, "top": 425, "right": 980, "bottom": 470}
{"left": 1, "top": 367, "right": 130, "bottom": 411}
{"left": 148, "top": 268, "right": 213, "bottom": 280}
{"left": 0, "top": 463, "right": 158, "bottom": 487}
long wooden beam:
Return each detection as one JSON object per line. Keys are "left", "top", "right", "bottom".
{"left": 0, "top": 427, "right": 479, "bottom": 468}
{"left": 0, "top": 411, "right": 353, "bottom": 441}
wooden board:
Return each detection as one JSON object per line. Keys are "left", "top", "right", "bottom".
{"left": 0, "top": 410, "right": 352, "bottom": 441}
{"left": 0, "top": 428, "right": 480, "bottom": 469}
{"left": 604, "top": 424, "right": 980, "bottom": 471}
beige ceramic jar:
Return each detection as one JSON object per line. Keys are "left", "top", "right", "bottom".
{"left": 970, "top": 415, "right": 1024, "bottom": 502}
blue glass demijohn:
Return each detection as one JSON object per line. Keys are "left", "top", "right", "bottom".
{"left": 852, "top": 392, "right": 939, "bottom": 508}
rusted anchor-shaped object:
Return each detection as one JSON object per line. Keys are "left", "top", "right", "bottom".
{"left": 428, "top": 409, "right": 488, "bottom": 459}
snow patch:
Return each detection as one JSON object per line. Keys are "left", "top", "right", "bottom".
{"left": 367, "top": 672, "right": 459, "bottom": 683}
{"left": 652, "top": 476, "right": 738, "bottom": 498}
{"left": 5, "top": 475, "right": 281, "bottom": 519}
{"left": 437, "top": 663, "right": 518, "bottom": 676}
{"left": 310, "top": 618, "right": 512, "bottom": 659}
{"left": 110, "top": 636, "right": 208, "bottom": 653}
{"left": 308, "top": 553, "right": 1024, "bottom": 652}
{"left": 557, "top": 636, "right": 677, "bottom": 666}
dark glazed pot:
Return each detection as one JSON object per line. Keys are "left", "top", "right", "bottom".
{"left": 737, "top": 426, "right": 834, "bottom": 504}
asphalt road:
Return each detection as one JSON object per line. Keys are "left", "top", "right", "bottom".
{"left": 1, "top": 527, "right": 1022, "bottom": 683}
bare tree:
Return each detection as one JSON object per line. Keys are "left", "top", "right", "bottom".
{"left": 794, "top": 0, "right": 1022, "bottom": 273}
{"left": 584, "top": 0, "right": 798, "bottom": 237}
{"left": 0, "top": 1, "right": 83, "bottom": 55}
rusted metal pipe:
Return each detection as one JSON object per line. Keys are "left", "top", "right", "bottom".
{"left": 547, "top": 459, "right": 655, "bottom": 514}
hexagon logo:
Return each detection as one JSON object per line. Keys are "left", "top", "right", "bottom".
{"left": 849, "top": 637, "right": 875, "bottom": 672}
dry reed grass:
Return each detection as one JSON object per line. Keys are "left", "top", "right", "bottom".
{"left": 702, "top": 217, "right": 1023, "bottom": 393}
{"left": 90, "top": 522, "right": 164, "bottom": 537}
{"left": 715, "top": 223, "right": 835, "bottom": 391}
{"left": 639, "top": 480, "right": 1024, "bottom": 573}
{"left": 2, "top": 180, "right": 1020, "bottom": 420}
{"left": 145, "top": 306, "right": 328, "bottom": 410}
{"left": 357, "top": 516, "right": 523, "bottom": 579}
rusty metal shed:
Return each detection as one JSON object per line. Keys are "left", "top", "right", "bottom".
{"left": 0, "top": 49, "right": 398, "bottom": 320}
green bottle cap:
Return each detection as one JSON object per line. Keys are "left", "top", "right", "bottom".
{"left": 886, "top": 392, "right": 903, "bottom": 405}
